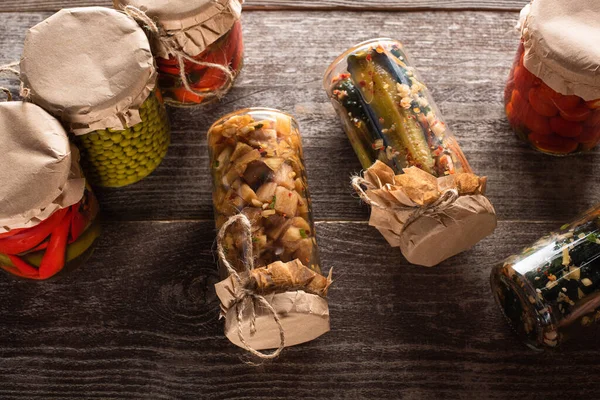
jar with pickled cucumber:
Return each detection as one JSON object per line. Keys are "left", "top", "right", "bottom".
{"left": 324, "top": 38, "right": 471, "bottom": 176}
{"left": 115, "top": 0, "right": 244, "bottom": 107}
{"left": 491, "top": 205, "right": 600, "bottom": 349}
{"left": 0, "top": 101, "right": 100, "bottom": 280}
{"left": 20, "top": 7, "right": 171, "bottom": 187}
{"left": 208, "top": 108, "right": 331, "bottom": 351}
{"left": 505, "top": 0, "right": 600, "bottom": 155}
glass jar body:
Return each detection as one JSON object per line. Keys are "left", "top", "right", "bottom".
{"left": 207, "top": 108, "right": 321, "bottom": 278}
{"left": 491, "top": 205, "right": 600, "bottom": 349}
{"left": 75, "top": 90, "right": 171, "bottom": 187}
{"left": 158, "top": 20, "right": 244, "bottom": 107}
{"left": 324, "top": 38, "right": 472, "bottom": 177}
{"left": 505, "top": 41, "right": 600, "bottom": 155}
{"left": 0, "top": 188, "right": 101, "bottom": 280}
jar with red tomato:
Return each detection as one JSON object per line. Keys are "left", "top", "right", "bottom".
{"left": 0, "top": 101, "right": 100, "bottom": 280}
{"left": 114, "top": 0, "right": 244, "bottom": 107}
{"left": 505, "top": 0, "right": 600, "bottom": 156}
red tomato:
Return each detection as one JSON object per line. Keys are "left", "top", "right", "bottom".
{"left": 170, "top": 88, "right": 205, "bottom": 104}
{"left": 584, "top": 110, "right": 600, "bottom": 127}
{"left": 523, "top": 107, "right": 551, "bottom": 136}
{"left": 585, "top": 99, "right": 600, "bottom": 109}
{"left": 513, "top": 65, "right": 536, "bottom": 93}
{"left": 577, "top": 127, "right": 600, "bottom": 144}
{"left": 549, "top": 117, "right": 582, "bottom": 138}
{"left": 559, "top": 106, "right": 592, "bottom": 122}
{"left": 552, "top": 94, "right": 581, "bottom": 110}
{"left": 528, "top": 87, "right": 559, "bottom": 117}
{"left": 505, "top": 102, "right": 517, "bottom": 125}
{"left": 529, "top": 132, "right": 579, "bottom": 154}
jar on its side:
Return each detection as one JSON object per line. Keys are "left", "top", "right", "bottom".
{"left": 20, "top": 7, "right": 171, "bottom": 188}
{"left": 74, "top": 90, "right": 170, "bottom": 187}
{"left": 208, "top": 108, "right": 320, "bottom": 276}
{"left": 323, "top": 38, "right": 472, "bottom": 177}
{"left": 505, "top": 0, "right": 600, "bottom": 155}
{"left": 491, "top": 205, "right": 600, "bottom": 349}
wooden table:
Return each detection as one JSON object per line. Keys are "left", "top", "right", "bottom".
{"left": 2, "top": 1, "right": 600, "bottom": 399}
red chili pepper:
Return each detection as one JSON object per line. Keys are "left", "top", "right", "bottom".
{"left": 70, "top": 202, "right": 87, "bottom": 242}
{"left": 0, "top": 207, "right": 69, "bottom": 255}
{"left": 0, "top": 227, "right": 28, "bottom": 239}
{"left": 38, "top": 209, "right": 72, "bottom": 280}
{"left": 7, "top": 255, "right": 40, "bottom": 278}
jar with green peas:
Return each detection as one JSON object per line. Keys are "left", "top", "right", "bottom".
{"left": 20, "top": 7, "right": 171, "bottom": 188}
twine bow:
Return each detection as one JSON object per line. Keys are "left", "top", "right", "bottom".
{"left": 123, "top": 6, "right": 235, "bottom": 102}
{"left": 351, "top": 175, "right": 460, "bottom": 233}
{"left": 216, "top": 214, "right": 286, "bottom": 359}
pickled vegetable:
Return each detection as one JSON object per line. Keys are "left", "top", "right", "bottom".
{"left": 325, "top": 39, "right": 471, "bottom": 176}
{"left": 491, "top": 206, "right": 600, "bottom": 349}
{"left": 208, "top": 109, "right": 320, "bottom": 275}
{"left": 0, "top": 189, "right": 100, "bottom": 280}
{"left": 158, "top": 20, "right": 244, "bottom": 107}
{"left": 75, "top": 91, "right": 170, "bottom": 187}
{"left": 505, "top": 42, "right": 600, "bottom": 155}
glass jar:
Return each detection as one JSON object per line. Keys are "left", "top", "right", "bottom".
{"left": 20, "top": 7, "right": 171, "bottom": 188}
{"left": 324, "top": 38, "right": 472, "bottom": 177}
{"left": 74, "top": 90, "right": 170, "bottom": 187}
{"left": 0, "top": 188, "right": 100, "bottom": 280}
{"left": 0, "top": 101, "right": 101, "bottom": 281}
{"left": 491, "top": 205, "right": 600, "bottom": 349}
{"left": 207, "top": 108, "right": 321, "bottom": 276}
{"left": 157, "top": 19, "right": 243, "bottom": 106}
{"left": 505, "top": 0, "right": 600, "bottom": 155}
{"left": 115, "top": 0, "right": 244, "bottom": 107}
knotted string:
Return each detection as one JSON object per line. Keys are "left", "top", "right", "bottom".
{"left": 216, "top": 214, "right": 286, "bottom": 360}
{"left": 0, "top": 61, "right": 28, "bottom": 100}
{"left": 123, "top": 6, "right": 235, "bottom": 101}
{"left": 351, "top": 175, "right": 460, "bottom": 233}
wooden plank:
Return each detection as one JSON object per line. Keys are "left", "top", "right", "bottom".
{"left": 0, "top": 0, "right": 530, "bottom": 13}
{"left": 1, "top": 11, "right": 599, "bottom": 223}
{"left": 0, "top": 220, "right": 599, "bottom": 399}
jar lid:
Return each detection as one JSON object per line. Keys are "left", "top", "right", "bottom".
{"left": 114, "top": 0, "right": 242, "bottom": 58}
{"left": 0, "top": 102, "right": 85, "bottom": 233}
{"left": 20, "top": 7, "right": 157, "bottom": 135}
{"left": 520, "top": 0, "right": 600, "bottom": 101}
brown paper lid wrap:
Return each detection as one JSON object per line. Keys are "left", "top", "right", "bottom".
{"left": 114, "top": 0, "right": 242, "bottom": 59}
{"left": 20, "top": 7, "right": 157, "bottom": 135}
{"left": 355, "top": 161, "right": 497, "bottom": 267}
{"left": 0, "top": 102, "right": 85, "bottom": 233}
{"left": 214, "top": 259, "right": 331, "bottom": 351}
{"left": 519, "top": 0, "right": 600, "bottom": 101}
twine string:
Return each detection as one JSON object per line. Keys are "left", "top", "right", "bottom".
{"left": 351, "top": 175, "right": 459, "bottom": 232}
{"left": 216, "top": 214, "right": 285, "bottom": 360}
{"left": 123, "top": 5, "right": 235, "bottom": 101}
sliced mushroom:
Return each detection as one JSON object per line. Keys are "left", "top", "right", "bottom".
{"left": 273, "top": 163, "right": 296, "bottom": 190}
{"left": 274, "top": 186, "right": 298, "bottom": 217}
{"left": 256, "top": 182, "right": 278, "bottom": 203}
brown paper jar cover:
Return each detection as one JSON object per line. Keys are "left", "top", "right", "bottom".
{"left": 0, "top": 101, "right": 85, "bottom": 233}
{"left": 114, "top": 0, "right": 244, "bottom": 107}
{"left": 207, "top": 108, "right": 330, "bottom": 351}
{"left": 0, "top": 101, "right": 100, "bottom": 280}
{"left": 20, "top": 7, "right": 157, "bottom": 135}
{"left": 504, "top": 0, "right": 600, "bottom": 156}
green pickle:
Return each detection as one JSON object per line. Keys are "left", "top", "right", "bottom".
{"left": 491, "top": 206, "right": 600, "bottom": 349}
{"left": 75, "top": 91, "right": 171, "bottom": 187}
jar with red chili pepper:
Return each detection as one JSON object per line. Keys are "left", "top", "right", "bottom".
{"left": 0, "top": 101, "right": 100, "bottom": 280}
{"left": 505, "top": 0, "right": 600, "bottom": 156}
{"left": 114, "top": 0, "right": 244, "bottom": 107}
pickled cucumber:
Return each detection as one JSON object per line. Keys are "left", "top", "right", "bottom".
{"left": 75, "top": 91, "right": 171, "bottom": 187}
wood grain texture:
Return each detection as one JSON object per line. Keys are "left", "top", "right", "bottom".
{"left": 0, "top": 220, "right": 600, "bottom": 400}
{"left": 0, "top": 0, "right": 531, "bottom": 12}
{"left": 1, "top": 11, "right": 598, "bottom": 223}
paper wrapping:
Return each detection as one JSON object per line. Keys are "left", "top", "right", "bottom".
{"left": 114, "top": 0, "right": 242, "bottom": 59}
{"left": 215, "top": 277, "right": 330, "bottom": 351}
{"left": 0, "top": 102, "right": 85, "bottom": 233}
{"left": 358, "top": 161, "right": 497, "bottom": 267}
{"left": 519, "top": 0, "right": 600, "bottom": 101}
{"left": 20, "top": 7, "right": 157, "bottom": 135}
